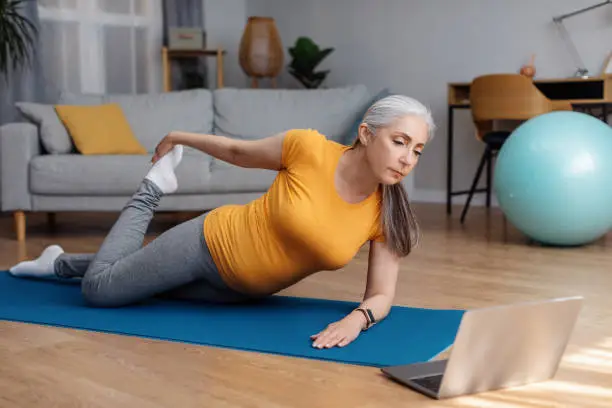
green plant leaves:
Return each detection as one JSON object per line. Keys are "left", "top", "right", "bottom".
{"left": 287, "top": 36, "right": 334, "bottom": 89}
{"left": 0, "top": 0, "right": 39, "bottom": 78}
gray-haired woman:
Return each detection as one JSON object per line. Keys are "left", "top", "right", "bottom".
{"left": 10, "top": 94, "right": 435, "bottom": 350}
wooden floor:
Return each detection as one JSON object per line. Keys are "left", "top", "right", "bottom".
{"left": 1, "top": 204, "right": 611, "bottom": 407}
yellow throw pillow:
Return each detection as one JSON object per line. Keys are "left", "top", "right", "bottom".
{"left": 54, "top": 103, "right": 147, "bottom": 155}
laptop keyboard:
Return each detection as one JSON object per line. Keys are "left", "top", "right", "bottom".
{"left": 411, "top": 374, "right": 443, "bottom": 393}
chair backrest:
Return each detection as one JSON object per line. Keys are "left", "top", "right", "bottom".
{"left": 470, "top": 74, "right": 553, "bottom": 139}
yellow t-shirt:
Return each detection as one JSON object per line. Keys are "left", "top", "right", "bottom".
{"left": 203, "top": 128, "right": 385, "bottom": 296}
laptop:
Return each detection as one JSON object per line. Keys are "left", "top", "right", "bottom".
{"left": 381, "top": 296, "right": 583, "bottom": 399}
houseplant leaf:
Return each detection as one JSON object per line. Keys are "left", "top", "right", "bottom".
{"left": 287, "top": 36, "right": 334, "bottom": 89}
{"left": 0, "top": 0, "right": 38, "bottom": 79}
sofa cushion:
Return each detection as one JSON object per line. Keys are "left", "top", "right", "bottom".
{"left": 30, "top": 152, "right": 206, "bottom": 195}
{"left": 213, "top": 85, "right": 371, "bottom": 143}
{"left": 29, "top": 150, "right": 276, "bottom": 196}
{"left": 54, "top": 103, "right": 147, "bottom": 155}
{"left": 15, "top": 102, "right": 75, "bottom": 154}
{"left": 59, "top": 89, "right": 214, "bottom": 152}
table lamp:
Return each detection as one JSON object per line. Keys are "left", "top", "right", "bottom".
{"left": 553, "top": 0, "right": 611, "bottom": 78}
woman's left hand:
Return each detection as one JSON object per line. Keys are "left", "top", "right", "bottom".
{"left": 310, "top": 312, "right": 365, "bottom": 349}
{"left": 151, "top": 132, "right": 176, "bottom": 164}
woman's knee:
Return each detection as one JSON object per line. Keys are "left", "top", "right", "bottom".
{"left": 81, "top": 273, "right": 124, "bottom": 308}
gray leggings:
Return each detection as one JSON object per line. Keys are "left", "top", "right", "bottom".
{"left": 55, "top": 179, "right": 254, "bottom": 307}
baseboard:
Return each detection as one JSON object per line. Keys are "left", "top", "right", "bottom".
{"left": 412, "top": 188, "right": 499, "bottom": 207}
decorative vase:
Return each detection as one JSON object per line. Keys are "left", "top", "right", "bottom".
{"left": 239, "top": 17, "right": 284, "bottom": 88}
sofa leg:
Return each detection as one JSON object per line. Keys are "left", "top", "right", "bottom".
{"left": 14, "top": 211, "right": 26, "bottom": 242}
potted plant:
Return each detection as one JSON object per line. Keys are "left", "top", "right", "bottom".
{"left": 0, "top": 0, "right": 38, "bottom": 80}
{"left": 287, "top": 36, "right": 334, "bottom": 89}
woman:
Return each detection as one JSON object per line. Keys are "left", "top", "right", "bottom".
{"left": 9, "top": 94, "right": 434, "bottom": 349}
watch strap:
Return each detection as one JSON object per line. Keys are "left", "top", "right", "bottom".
{"left": 355, "top": 307, "right": 376, "bottom": 330}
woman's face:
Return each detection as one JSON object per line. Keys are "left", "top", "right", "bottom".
{"left": 359, "top": 115, "right": 430, "bottom": 185}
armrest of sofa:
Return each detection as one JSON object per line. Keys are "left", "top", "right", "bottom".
{"left": 1, "top": 122, "right": 41, "bottom": 211}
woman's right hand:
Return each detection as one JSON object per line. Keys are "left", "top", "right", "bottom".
{"left": 151, "top": 132, "right": 176, "bottom": 164}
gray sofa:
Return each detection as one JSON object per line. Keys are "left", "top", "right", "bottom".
{"left": 1, "top": 85, "right": 374, "bottom": 241}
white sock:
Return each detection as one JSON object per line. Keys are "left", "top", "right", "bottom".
{"left": 145, "top": 144, "right": 184, "bottom": 194}
{"left": 9, "top": 244, "right": 64, "bottom": 278}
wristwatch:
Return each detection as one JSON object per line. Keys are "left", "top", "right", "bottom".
{"left": 355, "top": 307, "right": 376, "bottom": 330}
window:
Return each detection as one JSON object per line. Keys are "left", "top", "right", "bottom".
{"left": 38, "top": 0, "right": 163, "bottom": 95}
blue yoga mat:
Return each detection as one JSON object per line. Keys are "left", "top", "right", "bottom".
{"left": 0, "top": 271, "right": 463, "bottom": 367}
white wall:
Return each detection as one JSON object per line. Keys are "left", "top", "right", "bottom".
{"left": 247, "top": 0, "right": 612, "bottom": 204}
{"left": 203, "top": 0, "right": 249, "bottom": 88}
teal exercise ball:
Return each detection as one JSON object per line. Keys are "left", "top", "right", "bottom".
{"left": 494, "top": 111, "right": 612, "bottom": 246}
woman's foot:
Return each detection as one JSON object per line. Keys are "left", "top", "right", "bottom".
{"left": 145, "top": 144, "right": 184, "bottom": 194}
{"left": 9, "top": 244, "right": 64, "bottom": 278}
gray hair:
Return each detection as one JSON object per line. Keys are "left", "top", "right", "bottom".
{"left": 362, "top": 94, "right": 436, "bottom": 140}
{"left": 353, "top": 94, "right": 436, "bottom": 257}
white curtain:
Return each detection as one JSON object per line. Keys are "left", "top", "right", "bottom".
{"left": 37, "top": 0, "right": 163, "bottom": 95}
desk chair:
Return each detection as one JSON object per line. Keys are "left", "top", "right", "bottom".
{"left": 460, "top": 74, "right": 572, "bottom": 224}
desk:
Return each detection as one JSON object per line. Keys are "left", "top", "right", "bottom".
{"left": 446, "top": 75, "right": 612, "bottom": 214}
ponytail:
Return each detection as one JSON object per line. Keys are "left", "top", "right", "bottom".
{"left": 381, "top": 182, "right": 420, "bottom": 257}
